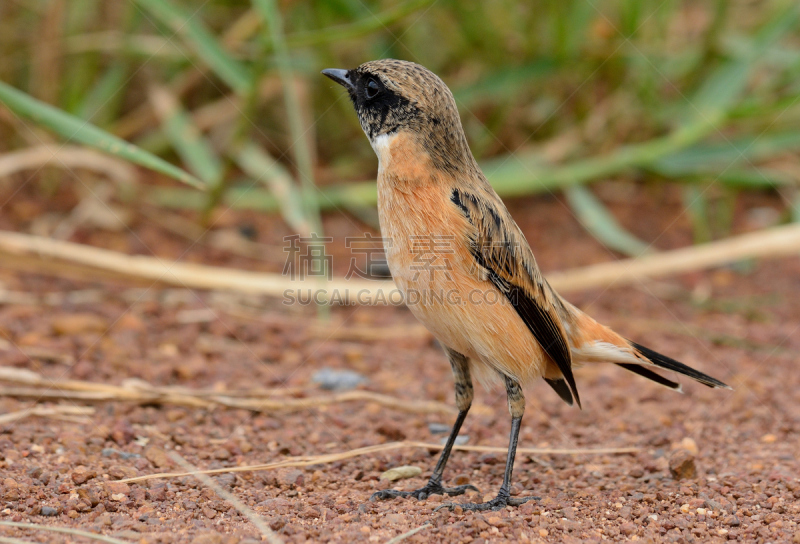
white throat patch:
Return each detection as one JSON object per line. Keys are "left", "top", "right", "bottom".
{"left": 369, "top": 133, "right": 394, "bottom": 168}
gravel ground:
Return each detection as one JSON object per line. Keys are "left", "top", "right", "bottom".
{"left": 1, "top": 184, "right": 799, "bottom": 543}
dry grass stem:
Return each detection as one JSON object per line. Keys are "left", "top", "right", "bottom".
{"left": 385, "top": 523, "right": 432, "bottom": 544}
{"left": 217, "top": 391, "right": 455, "bottom": 415}
{"left": 0, "top": 230, "right": 390, "bottom": 303}
{"left": 0, "top": 521, "right": 130, "bottom": 544}
{"left": 169, "top": 452, "right": 285, "bottom": 544}
{"left": 1, "top": 225, "right": 799, "bottom": 306}
{"left": 545, "top": 223, "right": 800, "bottom": 292}
{"left": 0, "top": 367, "right": 454, "bottom": 415}
{"left": 0, "top": 404, "right": 94, "bottom": 425}
{"left": 120, "top": 440, "right": 639, "bottom": 484}
{"left": 0, "top": 146, "right": 135, "bottom": 185}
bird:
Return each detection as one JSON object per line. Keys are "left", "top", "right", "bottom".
{"left": 322, "top": 59, "right": 730, "bottom": 512}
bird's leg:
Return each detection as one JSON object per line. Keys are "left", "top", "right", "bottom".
{"left": 436, "top": 375, "right": 539, "bottom": 512}
{"left": 371, "top": 349, "right": 479, "bottom": 502}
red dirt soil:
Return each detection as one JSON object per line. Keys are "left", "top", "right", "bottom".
{"left": 1, "top": 181, "right": 799, "bottom": 543}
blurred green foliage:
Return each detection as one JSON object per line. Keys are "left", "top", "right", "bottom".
{"left": 0, "top": 0, "right": 798, "bottom": 253}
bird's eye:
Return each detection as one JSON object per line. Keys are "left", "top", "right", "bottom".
{"left": 365, "top": 79, "right": 381, "bottom": 99}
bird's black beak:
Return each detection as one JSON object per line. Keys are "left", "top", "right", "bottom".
{"left": 321, "top": 68, "right": 355, "bottom": 92}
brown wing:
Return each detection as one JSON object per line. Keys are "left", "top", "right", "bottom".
{"left": 450, "top": 187, "right": 581, "bottom": 408}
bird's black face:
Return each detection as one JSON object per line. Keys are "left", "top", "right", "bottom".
{"left": 322, "top": 67, "right": 420, "bottom": 142}
{"left": 323, "top": 59, "right": 475, "bottom": 174}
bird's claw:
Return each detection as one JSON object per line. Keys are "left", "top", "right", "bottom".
{"left": 370, "top": 482, "right": 478, "bottom": 502}
{"left": 434, "top": 491, "right": 539, "bottom": 512}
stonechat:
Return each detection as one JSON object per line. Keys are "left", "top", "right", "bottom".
{"left": 323, "top": 59, "right": 729, "bottom": 511}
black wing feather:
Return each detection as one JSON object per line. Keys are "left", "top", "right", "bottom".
{"left": 544, "top": 378, "right": 574, "bottom": 405}
{"left": 452, "top": 188, "right": 581, "bottom": 408}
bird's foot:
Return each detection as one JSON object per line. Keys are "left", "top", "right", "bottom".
{"left": 434, "top": 489, "right": 539, "bottom": 512}
{"left": 370, "top": 481, "right": 479, "bottom": 502}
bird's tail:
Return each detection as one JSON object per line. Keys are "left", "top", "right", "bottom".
{"left": 626, "top": 340, "right": 731, "bottom": 390}
{"left": 552, "top": 308, "right": 731, "bottom": 405}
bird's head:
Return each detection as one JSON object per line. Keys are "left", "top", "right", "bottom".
{"left": 322, "top": 59, "right": 474, "bottom": 174}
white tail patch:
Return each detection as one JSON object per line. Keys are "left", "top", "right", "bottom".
{"left": 572, "top": 341, "right": 640, "bottom": 365}
{"left": 573, "top": 341, "right": 684, "bottom": 392}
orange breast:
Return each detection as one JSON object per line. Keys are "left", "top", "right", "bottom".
{"left": 375, "top": 135, "right": 550, "bottom": 386}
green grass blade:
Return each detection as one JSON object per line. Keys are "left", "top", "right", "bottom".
{"left": 710, "top": 168, "right": 792, "bottom": 189}
{"left": 66, "top": 31, "right": 191, "bottom": 59}
{"left": 255, "top": 0, "right": 326, "bottom": 316}
{"left": 656, "top": 167, "right": 792, "bottom": 189}
{"left": 0, "top": 80, "right": 204, "bottom": 189}
{"left": 150, "top": 161, "right": 790, "bottom": 214}
{"left": 479, "top": 6, "right": 800, "bottom": 199}
{"left": 565, "top": 186, "right": 653, "bottom": 257}
{"left": 150, "top": 186, "right": 222, "bottom": 210}
{"left": 148, "top": 85, "right": 224, "bottom": 189}
{"left": 133, "top": 0, "right": 251, "bottom": 94}
{"left": 483, "top": 119, "right": 718, "bottom": 197}
{"left": 452, "top": 60, "right": 557, "bottom": 105}
{"left": 685, "top": 5, "right": 799, "bottom": 122}
{"left": 149, "top": 181, "right": 377, "bottom": 213}
{"left": 254, "top": 0, "right": 321, "bottom": 235}
{"left": 76, "top": 64, "right": 128, "bottom": 126}
{"left": 651, "top": 131, "right": 800, "bottom": 175}
{"left": 232, "top": 142, "right": 310, "bottom": 234}
{"left": 683, "top": 185, "right": 712, "bottom": 244}
{"left": 283, "top": 0, "right": 435, "bottom": 50}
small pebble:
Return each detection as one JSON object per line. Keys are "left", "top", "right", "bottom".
{"left": 101, "top": 448, "right": 140, "bottom": 460}
{"left": 145, "top": 446, "right": 173, "bottom": 468}
{"left": 71, "top": 467, "right": 96, "bottom": 485}
{"left": 312, "top": 368, "right": 367, "bottom": 391}
{"left": 40, "top": 506, "right": 58, "bottom": 516}
{"left": 441, "top": 435, "right": 469, "bottom": 446}
{"left": 384, "top": 514, "right": 405, "bottom": 525}
{"left": 212, "top": 448, "right": 231, "bottom": 460}
{"left": 678, "top": 437, "right": 699, "bottom": 455}
{"left": 428, "top": 422, "right": 451, "bottom": 434}
{"left": 278, "top": 469, "right": 304, "bottom": 487}
{"left": 380, "top": 466, "right": 422, "bottom": 481}
{"left": 669, "top": 449, "right": 696, "bottom": 480}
